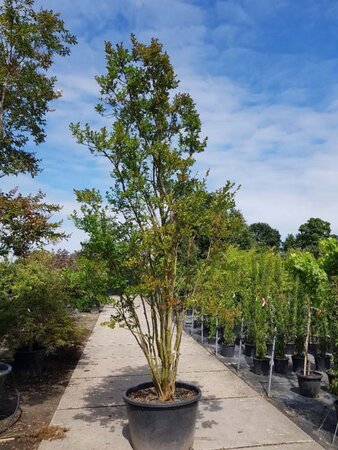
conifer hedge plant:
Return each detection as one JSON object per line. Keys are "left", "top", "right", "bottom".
{"left": 71, "top": 35, "right": 235, "bottom": 450}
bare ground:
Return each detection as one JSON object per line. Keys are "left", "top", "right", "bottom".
{"left": 0, "top": 312, "right": 99, "bottom": 450}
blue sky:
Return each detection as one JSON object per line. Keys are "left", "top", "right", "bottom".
{"left": 4, "top": 0, "right": 338, "bottom": 250}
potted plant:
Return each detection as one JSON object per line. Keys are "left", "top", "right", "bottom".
{"left": 252, "top": 296, "right": 270, "bottom": 376}
{"left": 274, "top": 334, "right": 289, "bottom": 374}
{"left": 291, "top": 333, "right": 306, "bottom": 372}
{"left": 287, "top": 252, "right": 327, "bottom": 397}
{"left": 71, "top": 35, "right": 236, "bottom": 450}
{"left": 0, "top": 252, "right": 83, "bottom": 376}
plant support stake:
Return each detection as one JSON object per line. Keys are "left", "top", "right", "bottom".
{"left": 191, "top": 307, "right": 195, "bottom": 335}
{"left": 267, "top": 330, "right": 276, "bottom": 398}
{"left": 237, "top": 318, "right": 244, "bottom": 371}
{"left": 215, "top": 316, "right": 219, "bottom": 355}
{"left": 201, "top": 311, "right": 204, "bottom": 344}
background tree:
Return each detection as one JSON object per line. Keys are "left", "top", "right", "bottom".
{"left": 295, "top": 218, "right": 331, "bottom": 256}
{"left": 0, "top": 188, "right": 67, "bottom": 257}
{"left": 0, "top": 0, "right": 76, "bottom": 177}
{"left": 249, "top": 222, "right": 281, "bottom": 249}
{"left": 283, "top": 233, "right": 296, "bottom": 252}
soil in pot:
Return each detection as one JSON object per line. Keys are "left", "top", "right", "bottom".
{"left": 292, "top": 354, "right": 305, "bottom": 372}
{"left": 296, "top": 370, "right": 322, "bottom": 397}
{"left": 14, "top": 345, "right": 46, "bottom": 377}
{"left": 123, "top": 381, "right": 201, "bottom": 450}
{"left": 0, "top": 362, "right": 12, "bottom": 398}
{"left": 219, "top": 344, "right": 235, "bottom": 358}
{"left": 253, "top": 357, "right": 270, "bottom": 376}
{"left": 315, "top": 354, "right": 331, "bottom": 372}
{"left": 244, "top": 343, "right": 255, "bottom": 357}
{"left": 274, "top": 356, "right": 289, "bottom": 375}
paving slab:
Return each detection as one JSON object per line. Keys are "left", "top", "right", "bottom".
{"left": 39, "top": 307, "right": 323, "bottom": 450}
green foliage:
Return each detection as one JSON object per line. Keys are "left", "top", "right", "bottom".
{"left": 0, "top": 252, "right": 84, "bottom": 353}
{"left": 249, "top": 222, "right": 281, "bottom": 249}
{"left": 0, "top": 188, "right": 67, "bottom": 257}
{"left": 287, "top": 252, "right": 327, "bottom": 299}
{"left": 193, "top": 247, "right": 243, "bottom": 344}
{"left": 70, "top": 35, "right": 236, "bottom": 401}
{"left": 0, "top": 0, "right": 76, "bottom": 177}
{"left": 283, "top": 233, "right": 297, "bottom": 252}
{"left": 320, "top": 237, "right": 338, "bottom": 277}
{"left": 295, "top": 218, "right": 331, "bottom": 257}
{"left": 63, "top": 256, "right": 110, "bottom": 312}
{"left": 287, "top": 251, "right": 328, "bottom": 374}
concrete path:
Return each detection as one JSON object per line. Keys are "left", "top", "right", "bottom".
{"left": 40, "top": 306, "right": 323, "bottom": 450}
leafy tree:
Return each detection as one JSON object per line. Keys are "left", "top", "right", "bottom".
{"left": 249, "top": 222, "right": 281, "bottom": 249}
{"left": 287, "top": 251, "right": 328, "bottom": 375}
{"left": 0, "top": 188, "right": 67, "bottom": 256}
{"left": 283, "top": 233, "right": 296, "bottom": 252}
{"left": 0, "top": 0, "right": 76, "bottom": 177}
{"left": 295, "top": 218, "right": 331, "bottom": 256}
{"left": 63, "top": 256, "right": 110, "bottom": 312}
{"left": 71, "top": 35, "right": 236, "bottom": 401}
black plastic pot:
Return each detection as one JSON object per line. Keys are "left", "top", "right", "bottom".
{"left": 253, "top": 357, "right": 270, "bottom": 376}
{"left": 292, "top": 354, "right": 305, "bottom": 372}
{"left": 219, "top": 344, "right": 235, "bottom": 358}
{"left": 274, "top": 357, "right": 289, "bottom": 375}
{"left": 0, "top": 362, "right": 12, "bottom": 397}
{"left": 14, "top": 345, "right": 46, "bottom": 377}
{"left": 308, "top": 342, "right": 318, "bottom": 355}
{"left": 285, "top": 343, "right": 295, "bottom": 355}
{"left": 266, "top": 342, "right": 273, "bottom": 356}
{"left": 123, "top": 381, "right": 201, "bottom": 450}
{"left": 296, "top": 370, "right": 322, "bottom": 397}
{"left": 244, "top": 343, "right": 256, "bottom": 357}
{"left": 315, "top": 354, "right": 331, "bottom": 372}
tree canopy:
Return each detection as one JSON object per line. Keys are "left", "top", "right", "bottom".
{"left": 0, "top": 0, "right": 76, "bottom": 177}
{"left": 71, "top": 35, "right": 236, "bottom": 400}
{"left": 249, "top": 222, "right": 281, "bottom": 249}
{"left": 0, "top": 188, "right": 67, "bottom": 257}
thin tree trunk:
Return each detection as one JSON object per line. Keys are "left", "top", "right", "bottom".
{"left": 304, "top": 301, "right": 311, "bottom": 376}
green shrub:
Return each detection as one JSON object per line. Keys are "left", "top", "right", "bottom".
{"left": 0, "top": 252, "right": 84, "bottom": 353}
{"left": 63, "top": 256, "right": 110, "bottom": 312}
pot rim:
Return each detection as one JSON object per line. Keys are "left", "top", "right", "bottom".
{"left": 296, "top": 370, "right": 323, "bottom": 381}
{"left": 253, "top": 356, "right": 270, "bottom": 362}
{"left": 123, "top": 381, "right": 201, "bottom": 409}
{"left": 0, "top": 362, "right": 12, "bottom": 376}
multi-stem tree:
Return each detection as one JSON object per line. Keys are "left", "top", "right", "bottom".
{"left": 71, "top": 35, "right": 235, "bottom": 401}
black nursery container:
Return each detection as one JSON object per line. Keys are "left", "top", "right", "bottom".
{"left": 244, "top": 343, "right": 256, "bottom": 357}
{"left": 315, "top": 355, "right": 331, "bottom": 372}
{"left": 297, "top": 370, "right": 322, "bottom": 397}
{"left": 0, "top": 362, "right": 12, "bottom": 397}
{"left": 253, "top": 357, "right": 270, "bottom": 376}
{"left": 123, "top": 381, "right": 201, "bottom": 450}
{"left": 219, "top": 344, "right": 235, "bottom": 358}
{"left": 274, "top": 357, "right": 289, "bottom": 375}
{"left": 292, "top": 354, "right": 305, "bottom": 372}
{"left": 14, "top": 345, "right": 46, "bottom": 377}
